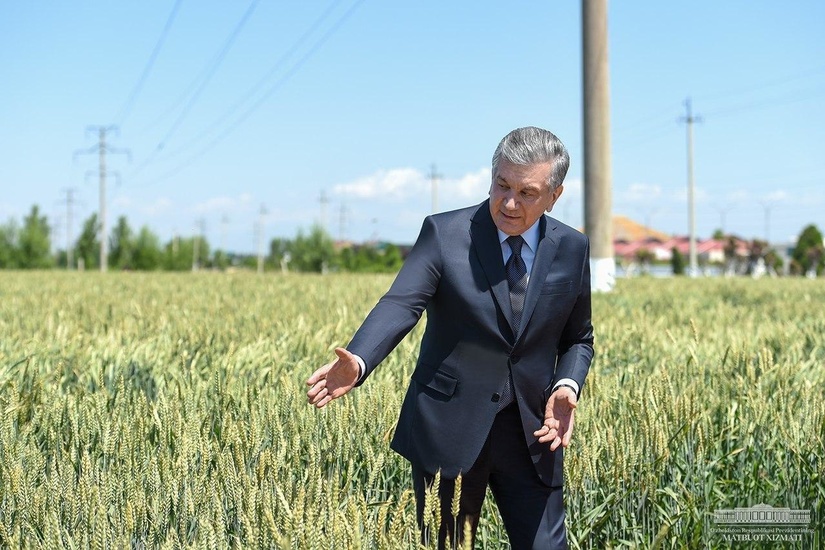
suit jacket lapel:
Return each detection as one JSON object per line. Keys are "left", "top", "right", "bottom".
{"left": 470, "top": 202, "right": 515, "bottom": 336}
{"left": 518, "top": 215, "right": 560, "bottom": 339}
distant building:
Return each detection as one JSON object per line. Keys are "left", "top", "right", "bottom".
{"left": 609, "top": 216, "right": 749, "bottom": 264}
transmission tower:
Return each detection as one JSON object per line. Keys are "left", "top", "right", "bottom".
{"left": 74, "top": 126, "right": 130, "bottom": 272}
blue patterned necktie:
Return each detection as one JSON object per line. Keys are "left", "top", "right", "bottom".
{"left": 505, "top": 235, "right": 528, "bottom": 331}
{"left": 498, "top": 235, "right": 528, "bottom": 411}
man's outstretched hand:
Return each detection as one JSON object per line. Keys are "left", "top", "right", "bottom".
{"left": 306, "top": 347, "right": 360, "bottom": 408}
{"left": 533, "top": 386, "right": 577, "bottom": 451}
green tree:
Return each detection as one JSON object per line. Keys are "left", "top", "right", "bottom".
{"left": 381, "top": 243, "right": 403, "bottom": 272}
{"left": 792, "top": 224, "right": 824, "bottom": 275}
{"left": 163, "top": 236, "right": 209, "bottom": 271}
{"left": 268, "top": 238, "right": 291, "bottom": 269}
{"left": 18, "top": 205, "right": 53, "bottom": 269}
{"left": 213, "top": 250, "right": 230, "bottom": 270}
{"left": 109, "top": 216, "right": 135, "bottom": 270}
{"left": 289, "top": 225, "right": 335, "bottom": 272}
{"left": 75, "top": 214, "right": 100, "bottom": 270}
{"left": 671, "top": 247, "right": 685, "bottom": 276}
{"left": 133, "top": 226, "right": 162, "bottom": 270}
{"left": 0, "top": 220, "right": 19, "bottom": 268}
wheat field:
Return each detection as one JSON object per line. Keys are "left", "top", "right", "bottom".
{"left": 0, "top": 272, "right": 822, "bottom": 548}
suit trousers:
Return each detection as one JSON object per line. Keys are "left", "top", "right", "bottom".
{"left": 413, "top": 403, "right": 568, "bottom": 550}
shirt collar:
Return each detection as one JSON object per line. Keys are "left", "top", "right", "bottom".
{"left": 496, "top": 216, "right": 542, "bottom": 253}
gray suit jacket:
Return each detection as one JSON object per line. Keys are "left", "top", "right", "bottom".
{"left": 348, "top": 199, "right": 594, "bottom": 487}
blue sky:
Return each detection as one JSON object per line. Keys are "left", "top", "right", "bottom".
{"left": 2, "top": 1, "right": 824, "bottom": 253}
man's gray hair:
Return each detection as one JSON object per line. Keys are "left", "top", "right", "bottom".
{"left": 491, "top": 127, "right": 570, "bottom": 190}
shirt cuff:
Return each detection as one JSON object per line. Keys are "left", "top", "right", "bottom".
{"left": 353, "top": 354, "right": 366, "bottom": 382}
{"left": 552, "top": 378, "right": 580, "bottom": 397}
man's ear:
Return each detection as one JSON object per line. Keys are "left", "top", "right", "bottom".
{"left": 546, "top": 185, "right": 564, "bottom": 212}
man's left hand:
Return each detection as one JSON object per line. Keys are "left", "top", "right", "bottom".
{"left": 533, "top": 386, "right": 577, "bottom": 451}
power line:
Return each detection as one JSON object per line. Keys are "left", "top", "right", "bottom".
{"left": 132, "top": 0, "right": 367, "bottom": 189}
{"left": 701, "top": 87, "right": 825, "bottom": 120}
{"left": 157, "top": 0, "right": 260, "bottom": 147}
{"left": 147, "top": 0, "right": 345, "bottom": 165}
{"left": 695, "top": 62, "right": 825, "bottom": 104}
{"left": 128, "top": 0, "right": 260, "bottom": 179}
{"left": 115, "top": 0, "right": 183, "bottom": 126}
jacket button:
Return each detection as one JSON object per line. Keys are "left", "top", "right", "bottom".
{"left": 491, "top": 393, "right": 501, "bottom": 402}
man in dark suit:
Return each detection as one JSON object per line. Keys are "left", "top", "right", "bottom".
{"left": 307, "top": 126, "right": 593, "bottom": 549}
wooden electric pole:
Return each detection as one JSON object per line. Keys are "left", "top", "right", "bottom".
{"left": 582, "top": 0, "right": 614, "bottom": 291}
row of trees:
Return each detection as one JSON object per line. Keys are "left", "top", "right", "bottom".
{"left": 2, "top": 204, "right": 822, "bottom": 275}
{"left": 0, "top": 206, "right": 404, "bottom": 273}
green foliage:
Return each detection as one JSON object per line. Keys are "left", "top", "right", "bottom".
{"left": 340, "top": 243, "right": 404, "bottom": 273}
{"left": 269, "top": 238, "right": 290, "bottom": 265}
{"left": 288, "top": 225, "right": 335, "bottom": 273}
{"left": 109, "top": 215, "right": 135, "bottom": 270}
{"left": 0, "top": 220, "right": 19, "bottom": 268}
{"left": 75, "top": 213, "right": 100, "bottom": 270}
{"left": 670, "top": 247, "right": 685, "bottom": 275}
{"left": 163, "top": 236, "right": 210, "bottom": 271}
{"left": 132, "top": 226, "right": 163, "bottom": 270}
{"left": 793, "top": 224, "right": 824, "bottom": 275}
{"left": 0, "top": 274, "right": 822, "bottom": 548}
{"left": 17, "top": 205, "right": 53, "bottom": 269}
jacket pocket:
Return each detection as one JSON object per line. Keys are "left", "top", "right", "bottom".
{"left": 541, "top": 281, "right": 572, "bottom": 295}
{"left": 412, "top": 368, "right": 458, "bottom": 397}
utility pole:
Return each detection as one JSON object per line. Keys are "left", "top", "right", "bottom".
{"left": 714, "top": 205, "right": 732, "bottom": 235}
{"left": 680, "top": 98, "right": 702, "bottom": 277}
{"left": 759, "top": 201, "right": 771, "bottom": 243}
{"left": 582, "top": 0, "right": 614, "bottom": 292}
{"left": 74, "top": 126, "right": 130, "bottom": 272}
{"left": 221, "top": 214, "right": 229, "bottom": 253}
{"left": 61, "top": 188, "right": 77, "bottom": 269}
{"left": 192, "top": 218, "right": 205, "bottom": 271}
{"left": 428, "top": 164, "right": 442, "bottom": 214}
{"left": 338, "top": 203, "right": 349, "bottom": 241}
{"left": 319, "top": 190, "right": 329, "bottom": 231}
{"left": 256, "top": 204, "right": 267, "bottom": 274}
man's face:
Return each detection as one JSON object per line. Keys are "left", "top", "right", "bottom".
{"left": 488, "top": 159, "right": 564, "bottom": 236}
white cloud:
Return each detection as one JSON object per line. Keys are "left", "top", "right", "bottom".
{"left": 192, "top": 196, "right": 235, "bottom": 214}
{"left": 450, "top": 167, "right": 491, "bottom": 199}
{"left": 112, "top": 196, "right": 132, "bottom": 208}
{"left": 142, "top": 197, "right": 173, "bottom": 216}
{"left": 191, "top": 194, "right": 256, "bottom": 215}
{"left": 562, "top": 177, "right": 582, "bottom": 194}
{"left": 333, "top": 168, "right": 426, "bottom": 200}
{"left": 762, "top": 190, "right": 787, "bottom": 202}
{"left": 333, "top": 166, "right": 493, "bottom": 209}
{"left": 670, "top": 185, "right": 708, "bottom": 203}
{"left": 726, "top": 189, "right": 749, "bottom": 202}
{"left": 626, "top": 182, "right": 663, "bottom": 202}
